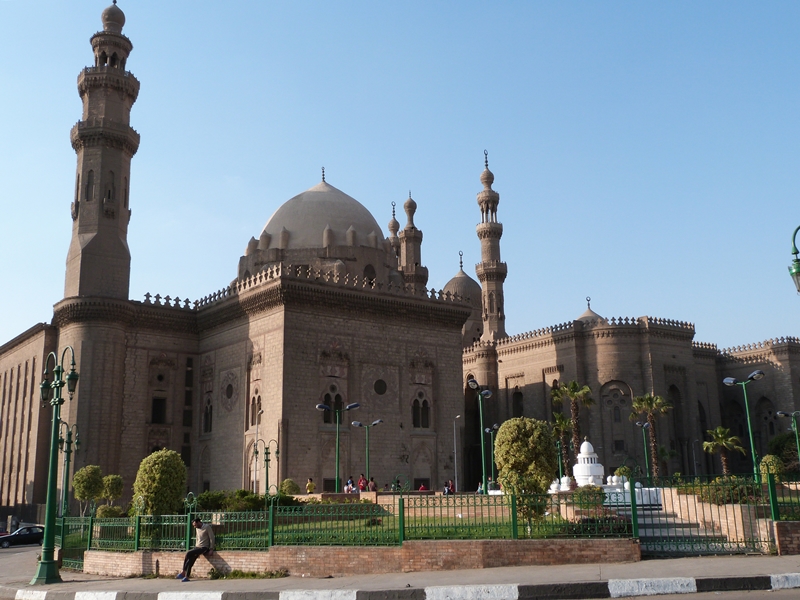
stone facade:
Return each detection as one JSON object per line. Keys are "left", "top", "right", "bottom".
{"left": 2, "top": 4, "right": 800, "bottom": 514}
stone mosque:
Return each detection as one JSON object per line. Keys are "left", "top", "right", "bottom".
{"left": 2, "top": 3, "right": 800, "bottom": 511}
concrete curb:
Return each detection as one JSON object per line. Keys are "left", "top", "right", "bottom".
{"left": 4, "top": 573, "right": 800, "bottom": 600}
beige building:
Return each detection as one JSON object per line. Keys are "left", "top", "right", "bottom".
{"left": 2, "top": 4, "right": 800, "bottom": 513}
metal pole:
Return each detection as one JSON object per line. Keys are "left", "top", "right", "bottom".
{"left": 740, "top": 381, "right": 759, "bottom": 481}
{"left": 253, "top": 414, "right": 259, "bottom": 493}
{"left": 478, "top": 394, "right": 487, "bottom": 493}
{"left": 641, "top": 426, "right": 650, "bottom": 481}
{"left": 453, "top": 415, "right": 460, "bottom": 492}
{"left": 556, "top": 440, "right": 563, "bottom": 480}
{"left": 264, "top": 445, "right": 270, "bottom": 494}
{"left": 490, "top": 431, "right": 496, "bottom": 483}
{"left": 793, "top": 414, "right": 800, "bottom": 468}
{"left": 335, "top": 409, "right": 341, "bottom": 493}
{"left": 61, "top": 429, "right": 73, "bottom": 518}
{"left": 365, "top": 424, "right": 370, "bottom": 482}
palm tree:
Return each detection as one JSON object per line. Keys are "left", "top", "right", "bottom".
{"left": 657, "top": 445, "right": 678, "bottom": 477}
{"left": 551, "top": 380, "right": 594, "bottom": 461}
{"left": 551, "top": 412, "right": 573, "bottom": 477}
{"left": 629, "top": 393, "right": 673, "bottom": 478}
{"left": 703, "top": 426, "right": 746, "bottom": 476}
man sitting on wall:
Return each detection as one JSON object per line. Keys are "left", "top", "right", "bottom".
{"left": 176, "top": 518, "right": 215, "bottom": 582}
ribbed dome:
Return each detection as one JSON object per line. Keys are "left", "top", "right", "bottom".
{"left": 101, "top": 2, "right": 125, "bottom": 33}
{"left": 577, "top": 307, "right": 603, "bottom": 322}
{"left": 261, "top": 181, "right": 385, "bottom": 250}
{"left": 443, "top": 269, "right": 482, "bottom": 308}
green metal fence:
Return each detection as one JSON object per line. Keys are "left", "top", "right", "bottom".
{"left": 774, "top": 472, "right": 800, "bottom": 521}
{"left": 59, "top": 517, "right": 90, "bottom": 569}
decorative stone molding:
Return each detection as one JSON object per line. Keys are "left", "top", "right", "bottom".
{"left": 219, "top": 369, "right": 239, "bottom": 413}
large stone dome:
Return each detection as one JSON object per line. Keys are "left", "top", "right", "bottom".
{"left": 443, "top": 268, "right": 482, "bottom": 308}
{"left": 261, "top": 181, "right": 385, "bottom": 250}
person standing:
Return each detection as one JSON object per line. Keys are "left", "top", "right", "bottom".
{"left": 176, "top": 518, "right": 215, "bottom": 582}
{"left": 367, "top": 477, "right": 378, "bottom": 492}
{"left": 306, "top": 478, "right": 316, "bottom": 494}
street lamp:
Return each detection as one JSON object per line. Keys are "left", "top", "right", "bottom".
{"left": 253, "top": 438, "right": 280, "bottom": 495}
{"left": 635, "top": 421, "right": 651, "bottom": 481}
{"left": 351, "top": 419, "right": 382, "bottom": 482}
{"left": 252, "top": 409, "right": 263, "bottom": 492}
{"left": 556, "top": 439, "right": 563, "bottom": 480}
{"left": 31, "top": 347, "right": 79, "bottom": 585}
{"left": 453, "top": 414, "right": 461, "bottom": 493}
{"left": 58, "top": 422, "right": 80, "bottom": 517}
{"left": 723, "top": 370, "right": 765, "bottom": 481}
{"left": 467, "top": 378, "right": 492, "bottom": 493}
{"left": 316, "top": 401, "right": 360, "bottom": 492}
{"left": 484, "top": 423, "right": 499, "bottom": 486}
{"left": 789, "top": 225, "right": 800, "bottom": 293}
{"left": 777, "top": 411, "right": 800, "bottom": 468}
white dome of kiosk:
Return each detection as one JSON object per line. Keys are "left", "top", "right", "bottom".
{"left": 261, "top": 181, "right": 385, "bottom": 250}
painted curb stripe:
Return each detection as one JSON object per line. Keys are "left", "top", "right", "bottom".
{"left": 15, "top": 592, "right": 47, "bottom": 600}
{"left": 771, "top": 573, "right": 800, "bottom": 590}
{"left": 695, "top": 576, "right": 770, "bottom": 592}
{"left": 159, "top": 593, "right": 223, "bottom": 600}
{"left": 280, "top": 592, "right": 357, "bottom": 600}
{"left": 75, "top": 592, "right": 120, "bottom": 600}
{"left": 425, "top": 584, "right": 518, "bottom": 600}
{"left": 517, "top": 582, "right": 610, "bottom": 600}
{"left": 608, "top": 578, "right": 696, "bottom": 598}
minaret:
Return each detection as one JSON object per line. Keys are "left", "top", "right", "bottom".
{"left": 64, "top": 1, "right": 140, "bottom": 299}
{"left": 398, "top": 192, "right": 429, "bottom": 292}
{"left": 475, "top": 151, "right": 507, "bottom": 340}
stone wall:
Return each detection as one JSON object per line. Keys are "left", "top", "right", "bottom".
{"left": 83, "top": 538, "right": 640, "bottom": 578}
{"left": 775, "top": 521, "right": 800, "bottom": 555}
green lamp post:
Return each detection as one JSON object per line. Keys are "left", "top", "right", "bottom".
{"left": 467, "top": 378, "right": 492, "bottom": 494}
{"left": 351, "top": 419, "right": 383, "bottom": 482}
{"left": 789, "top": 226, "right": 800, "bottom": 293}
{"left": 556, "top": 439, "right": 563, "bottom": 480}
{"left": 777, "top": 411, "right": 800, "bottom": 469}
{"left": 635, "top": 421, "right": 651, "bottom": 482}
{"left": 31, "top": 348, "right": 79, "bottom": 585}
{"left": 316, "top": 401, "right": 359, "bottom": 492}
{"left": 484, "top": 423, "right": 499, "bottom": 486}
{"left": 253, "top": 438, "right": 280, "bottom": 495}
{"left": 723, "top": 370, "right": 765, "bottom": 481}
{"left": 58, "top": 422, "right": 80, "bottom": 517}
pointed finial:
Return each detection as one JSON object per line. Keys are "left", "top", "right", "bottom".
{"left": 391, "top": 201, "right": 396, "bottom": 218}
{"left": 484, "top": 149, "right": 488, "bottom": 169}
{"left": 113, "top": 0, "right": 117, "bottom": 4}
{"left": 459, "top": 251, "right": 464, "bottom": 270}
{"left": 321, "top": 167, "right": 325, "bottom": 182}
{"left": 409, "top": 190, "right": 412, "bottom": 199}
{"left": 586, "top": 296, "right": 591, "bottom": 309}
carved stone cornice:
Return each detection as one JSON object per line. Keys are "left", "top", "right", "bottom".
{"left": 70, "top": 119, "right": 140, "bottom": 157}
{"left": 53, "top": 297, "right": 198, "bottom": 335}
{"left": 196, "top": 277, "right": 472, "bottom": 334}
{"left": 78, "top": 68, "right": 140, "bottom": 103}
{"left": 476, "top": 222, "right": 503, "bottom": 240}
{"left": 90, "top": 31, "right": 133, "bottom": 54}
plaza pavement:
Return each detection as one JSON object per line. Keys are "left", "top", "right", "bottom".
{"left": 1, "top": 547, "right": 800, "bottom": 599}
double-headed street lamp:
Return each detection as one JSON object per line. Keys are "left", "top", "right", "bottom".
{"left": 723, "top": 370, "right": 765, "bottom": 481}
{"left": 466, "top": 378, "right": 492, "bottom": 494}
{"left": 58, "top": 422, "right": 80, "bottom": 517}
{"left": 351, "top": 419, "right": 382, "bottom": 482}
{"left": 777, "top": 411, "right": 800, "bottom": 467}
{"left": 484, "top": 423, "right": 499, "bottom": 486}
{"left": 253, "top": 438, "right": 280, "bottom": 495}
{"left": 788, "top": 226, "right": 800, "bottom": 293}
{"left": 316, "top": 401, "right": 359, "bottom": 492}
{"left": 635, "top": 421, "right": 651, "bottom": 481}
{"left": 31, "top": 347, "right": 79, "bottom": 585}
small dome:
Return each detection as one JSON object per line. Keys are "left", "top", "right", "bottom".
{"left": 101, "top": 2, "right": 125, "bottom": 34}
{"left": 261, "top": 181, "right": 385, "bottom": 251}
{"left": 579, "top": 439, "right": 595, "bottom": 455}
{"left": 480, "top": 167, "right": 494, "bottom": 188}
{"left": 577, "top": 307, "right": 603, "bottom": 322}
{"left": 443, "top": 269, "right": 481, "bottom": 308}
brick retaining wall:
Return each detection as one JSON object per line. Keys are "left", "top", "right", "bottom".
{"left": 775, "top": 521, "right": 800, "bottom": 555}
{"left": 83, "top": 538, "right": 640, "bottom": 578}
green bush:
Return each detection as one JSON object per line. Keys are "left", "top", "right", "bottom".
{"left": 280, "top": 478, "right": 301, "bottom": 496}
{"left": 95, "top": 504, "right": 124, "bottom": 518}
{"left": 495, "top": 417, "right": 558, "bottom": 496}
{"left": 697, "top": 476, "right": 762, "bottom": 505}
{"left": 614, "top": 466, "right": 632, "bottom": 480}
{"left": 102, "top": 474, "right": 124, "bottom": 505}
{"left": 73, "top": 465, "right": 104, "bottom": 515}
{"left": 196, "top": 490, "right": 228, "bottom": 511}
{"left": 760, "top": 454, "right": 785, "bottom": 482}
{"left": 571, "top": 485, "right": 606, "bottom": 510}
{"left": 132, "top": 449, "right": 187, "bottom": 515}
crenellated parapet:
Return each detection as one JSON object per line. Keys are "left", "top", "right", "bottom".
{"left": 78, "top": 66, "right": 139, "bottom": 102}
{"left": 70, "top": 118, "right": 140, "bottom": 156}
{"left": 720, "top": 336, "right": 800, "bottom": 357}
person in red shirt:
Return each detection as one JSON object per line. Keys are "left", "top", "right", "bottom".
{"left": 418, "top": 482, "right": 427, "bottom": 491}
{"left": 357, "top": 474, "right": 368, "bottom": 492}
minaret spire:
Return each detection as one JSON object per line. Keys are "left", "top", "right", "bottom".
{"left": 398, "top": 191, "right": 428, "bottom": 293}
{"left": 64, "top": 2, "right": 140, "bottom": 299}
{"left": 475, "top": 151, "right": 507, "bottom": 340}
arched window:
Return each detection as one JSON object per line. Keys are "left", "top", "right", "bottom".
{"left": 412, "top": 399, "right": 421, "bottom": 428}
{"left": 512, "top": 389, "right": 523, "bottom": 418}
{"left": 421, "top": 400, "right": 430, "bottom": 428}
{"left": 321, "top": 384, "right": 342, "bottom": 424}
{"left": 85, "top": 170, "right": 94, "bottom": 201}
{"left": 202, "top": 397, "right": 212, "bottom": 433}
{"left": 412, "top": 391, "right": 430, "bottom": 429}
{"left": 613, "top": 406, "right": 621, "bottom": 423}
{"left": 363, "top": 264, "right": 376, "bottom": 285}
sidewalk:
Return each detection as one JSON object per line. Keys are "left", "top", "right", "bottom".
{"left": 1, "top": 550, "right": 800, "bottom": 599}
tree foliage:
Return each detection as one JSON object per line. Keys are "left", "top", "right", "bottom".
{"left": 102, "top": 474, "right": 124, "bottom": 505}
{"left": 494, "top": 417, "right": 558, "bottom": 495}
{"left": 280, "top": 478, "right": 301, "bottom": 496}
{"left": 703, "top": 426, "right": 745, "bottom": 476}
{"left": 132, "top": 449, "right": 187, "bottom": 515}
{"left": 73, "top": 465, "right": 104, "bottom": 515}
{"left": 551, "top": 381, "right": 593, "bottom": 464}
{"left": 551, "top": 412, "right": 573, "bottom": 477}
{"left": 629, "top": 393, "right": 673, "bottom": 478}
{"left": 759, "top": 454, "right": 785, "bottom": 482}
{"left": 768, "top": 432, "right": 800, "bottom": 474}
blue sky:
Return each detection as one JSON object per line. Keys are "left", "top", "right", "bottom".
{"left": 1, "top": 1, "right": 798, "bottom": 348}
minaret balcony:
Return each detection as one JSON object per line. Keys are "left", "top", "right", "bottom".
{"left": 476, "top": 222, "right": 503, "bottom": 239}
{"left": 78, "top": 67, "right": 140, "bottom": 101}
{"left": 70, "top": 118, "right": 140, "bottom": 156}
